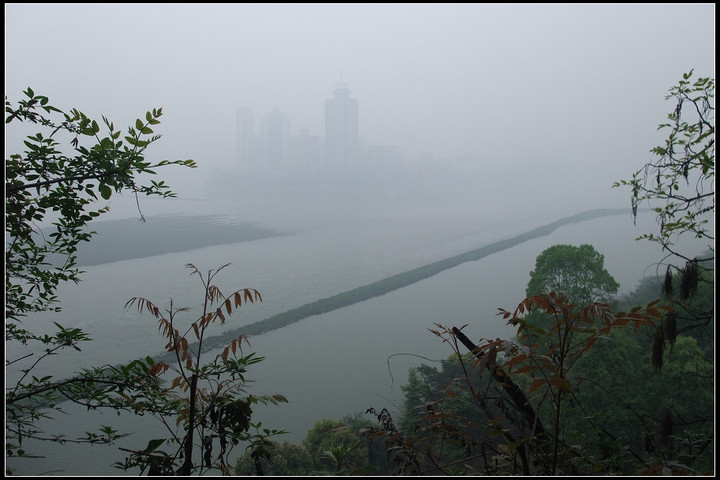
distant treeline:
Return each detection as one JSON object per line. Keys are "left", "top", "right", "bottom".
{"left": 193, "top": 208, "right": 628, "bottom": 356}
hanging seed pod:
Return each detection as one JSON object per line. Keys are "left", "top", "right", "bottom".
{"left": 651, "top": 331, "right": 664, "bottom": 372}
{"left": 679, "top": 261, "right": 699, "bottom": 300}
{"left": 662, "top": 265, "right": 674, "bottom": 298}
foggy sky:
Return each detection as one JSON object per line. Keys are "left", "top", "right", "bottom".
{"left": 4, "top": 3, "right": 716, "bottom": 206}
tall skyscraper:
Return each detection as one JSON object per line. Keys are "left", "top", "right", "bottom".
{"left": 262, "top": 108, "right": 290, "bottom": 166}
{"left": 324, "top": 82, "right": 359, "bottom": 169}
{"left": 289, "top": 128, "right": 321, "bottom": 167}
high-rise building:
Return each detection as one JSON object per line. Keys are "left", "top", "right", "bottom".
{"left": 324, "top": 83, "right": 359, "bottom": 169}
{"left": 262, "top": 108, "right": 290, "bottom": 166}
{"left": 289, "top": 128, "right": 321, "bottom": 167}
{"left": 235, "top": 106, "right": 254, "bottom": 166}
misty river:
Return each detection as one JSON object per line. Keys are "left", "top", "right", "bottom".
{"left": 6, "top": 194, "right": 692, "bottom": 476}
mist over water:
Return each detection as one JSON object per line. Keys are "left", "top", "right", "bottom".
{"left": 6, "top": 5, "right": 714, "bottom": 474}
{"left": 7, "top": 176, "right": 708, "bottom": 475}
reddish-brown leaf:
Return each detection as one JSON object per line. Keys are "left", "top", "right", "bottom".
{"left": 550, "top": 376, "right": 572, "bottom": 392}
{"left": 529, "top": 378, "right": 546, "bottom": 393}
{"left": 192, "top": 323, "right": 200, "bottom": 340}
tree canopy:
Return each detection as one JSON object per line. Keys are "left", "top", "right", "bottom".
{"left": 526, "top": 243, "right": 620, "bottom": 305}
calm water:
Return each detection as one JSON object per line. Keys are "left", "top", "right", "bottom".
{"left": 7, "top": 195, "right": 701, "bottom": 476}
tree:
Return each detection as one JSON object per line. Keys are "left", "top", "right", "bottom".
{"left": 5, "top": 88, "right": 196, "bottom": 323}
{"left": 522, "top": 244, "right": 620, "bottom": 352}
{"left": 234, "top": 440, "right": 314, "bottom": 476}
{"left": 613, "top": 70, "right": 714, "bottom": 348}
{"left": 113, "top": 263, "right": 287, "bottom": 475}
{"left": 614, "top": 70, "right": 714, "bottom": 266}
{"left": 383, "top": 262, "right": 713, "bottom": 475}
{"left": 404, "top": 296, "right": 665, "bottom": 475}
{"left": 301, "top": 417, "right": 373, "bottom": 474}
{"left": 526, "top": 244, "right": 620, "bottom": 306}
{"left": 5, "top": 89, "right": 196, "bottom": 464}
{"left": 399, "top": 353, "right": 499, "bottom": 471}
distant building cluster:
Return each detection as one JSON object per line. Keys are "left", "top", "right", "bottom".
{"left": 235, "top": 83, "right": 402, "bottom": 170}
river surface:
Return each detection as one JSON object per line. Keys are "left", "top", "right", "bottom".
{"left": 6, "top": 193, "right": 703, "bottom": 476}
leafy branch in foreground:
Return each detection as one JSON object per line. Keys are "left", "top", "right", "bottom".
{"left": 5, "top": 87, "right": 197, "bottom": 322}
{"left": 614, "top": 70, "right": 714, "bottom": 259}
{"left": 366, "top": 293, "right": 666, "bottom": 475}
{"left": 613, "top": 70, "right": 714, "bottom": 371}
{"left": 114, "top": 263, "right": 287, "bottom": 475}
{"left": 5, "top": 89, "right": 196, "bottom": 471}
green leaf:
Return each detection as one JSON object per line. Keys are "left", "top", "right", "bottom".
{"left": 99, "top": 184, "right": 112, "bottom": 200}
{"left": 135, "top": 118, "right": 144, "bottom": 130}
{"left": 143, "top": 438, "right": 166, "bottom": 453}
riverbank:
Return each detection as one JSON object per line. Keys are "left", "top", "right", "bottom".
{"left": 62, "top": 214, "right": 284, "bottom": 266}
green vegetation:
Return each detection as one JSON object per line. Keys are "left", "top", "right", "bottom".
{"left": 113, "top": 264, "right": 287, "bottom": 475}
{"left": 5, "top": 88, "right": 196, "bottom": 323}
{"left": 232, "top": 255, "right": 711, "bottom": 476}
{"left": 614, "top": 69, "right": 714, "bottom": 365}
{"left": 7, "top": 71, "right": 713, "bottom": 476}
{"left": 521, "top": 243, "right": 620, "bottom": 351}
{"left": 526, "top": 244, "right": 620, "bottom": 305}
{"left": 5, "top": 89, "right": 197, "bottom": 465}
{"left": 224, "top": 249, "right": 713, "bottom": 476}
{"left": 235, "top": 415, "right": 387, "bottom": 475}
